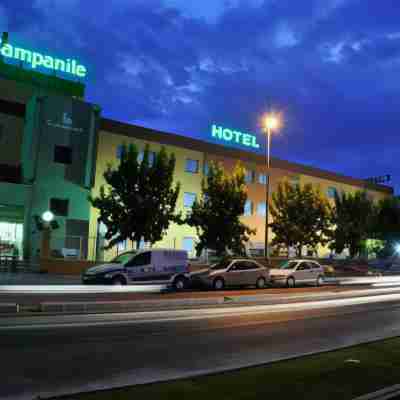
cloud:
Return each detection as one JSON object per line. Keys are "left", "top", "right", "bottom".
{"left": 1, "top": 0, "right": 400, "bottom": 190}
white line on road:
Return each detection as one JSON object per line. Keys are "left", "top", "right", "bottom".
{"left": 2, "top": 291, "right": 400, "bottom": 331}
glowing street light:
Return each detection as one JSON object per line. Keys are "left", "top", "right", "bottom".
{"left": 42, "top": 211, "right": 55, "bottom": 223}
{"left": 262, "top": 112, "right": 281, "bottom": 258}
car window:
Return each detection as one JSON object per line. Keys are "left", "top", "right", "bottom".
{"left": 111, "top": 252, "right": 135, "bottom": 264}
{"left": 210, "top": 259, "right": 232, "bottom": 270}
{"left": 297, "top": 262, "right": 311, "bottom": 271}
{"left": 310, "top": 262, "right": 320, "bottom": 269}
{"left": 126, "top": 252, "right": 151, "bottom": 267}
{"left": 280, "top": 260, "right": 299, "bottom": 269}
{"left": 231, "top": 261, "right": 258, "bottom": 271}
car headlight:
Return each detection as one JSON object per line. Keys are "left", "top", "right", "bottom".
{"left": 104, "top": 273, "right": 114, "bottom": 278}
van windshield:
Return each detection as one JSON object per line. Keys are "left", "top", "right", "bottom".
{"left": 111, "top": 252, "right": 136, "bottom": 264}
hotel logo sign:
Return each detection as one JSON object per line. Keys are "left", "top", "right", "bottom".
{"left": 211, "top": 124, "right": 260, "bottom": 149}
{"left": 0, "top": 40, "right": 87, "bottom": 78}
{"left": 47, "top": 112, "right": 84, "bottom": 133}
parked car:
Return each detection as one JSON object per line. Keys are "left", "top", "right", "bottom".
{"left": 190, "top": 258, "right": 270, "bottom": 290}
{"left": 269, "top": 259, "right": 324, "bottom": 287}
{"left": 82, "top": 249, "right": 190, "bottom": 290}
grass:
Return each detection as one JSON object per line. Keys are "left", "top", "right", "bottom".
{"left": 59, "top": 337, "right": 400, "bottom": 400}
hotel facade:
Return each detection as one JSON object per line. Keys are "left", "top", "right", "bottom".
{"left": 0, "top": 54, "right": 393, "bottom": 267}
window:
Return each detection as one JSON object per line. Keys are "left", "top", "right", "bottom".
{"left": 244, "top": 200, "right": 253, "bottom": 216}
{"left": 183, "top": 192, "right": 196, "bottom": 208}
{"left": 327, "top": 187, "right": 337, "bottom": 198}
{"left": 257, "top": 203, "right": 266, "bottom": 216}
{"left": 232, "top": 261, "right": 258, "bottom": 271}
{"left": 259, "top": 173, "right": 268, "bottom": 185}
{"left": 310, "top": 262, "right": 321, "bottom": 269}
{"left": 50, "top": 198, "right": 69, "bottom": 216}
{"left": 117, "top": 240, "right": 127, "bottom": 252}
{"left": 116, "top": 144, "right": 124, "bottom": 159}
{"left": 54, "top": 145, "right": 72, "bottom": 164}
{"left": 138, "top": 150, "right": 156, "bottom": 166}
{"left": 203, "top": 162, "right": 209, "bottom": 176}
{"left": 182, "top": 237, "right": 195, "bottom": 257}
{"left": 126, "top": 251, "right": 151, "bottom": 267}
{"left": 297, "top": 262, "right": 311, "bottom": 271}
{"left": 185, "top": 159, "right": 199, "bottom": 173}
{"left": 289, "top": 175, "right": 300, "bottom": 187}
{"left": 245, "top": 170, "right": 255, "bottom": 183}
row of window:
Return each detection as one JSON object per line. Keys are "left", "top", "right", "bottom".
{"left": 183, "top": 192, "right": 266, "bottom": 216}
{"left": 116, "top": 146, "right": 269, "bottom": 185}
{"left": 53, "top": 144, "right": 342, "bottom": 201}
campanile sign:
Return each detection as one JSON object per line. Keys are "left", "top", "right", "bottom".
{"left": 0, "top": 39, "right": 87, "bottom": 79}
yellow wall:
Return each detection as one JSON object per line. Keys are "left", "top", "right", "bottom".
{"left": 89, "top": 130, "right": 203, "bottom": 260}
{"left": 90, "top": 131, "right": 392, "bottom": 260}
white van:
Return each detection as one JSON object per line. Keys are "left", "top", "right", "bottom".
{"left": 82, "top": 249, "right": 189, "bottom": 290}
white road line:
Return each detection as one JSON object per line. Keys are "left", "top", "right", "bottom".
{"left": 2, "top": 292, "right": 400, "bottom": 331}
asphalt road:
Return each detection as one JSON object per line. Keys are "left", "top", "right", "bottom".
{"left": 3, "top": 290, "right": 400, "bottom": 400}
{"left": 0, "top": 284, "right": 354, "bottom": 305}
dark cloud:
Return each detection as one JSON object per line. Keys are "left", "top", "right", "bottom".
{"left": 2, "top": 0, "right": 400, "bottom": 190}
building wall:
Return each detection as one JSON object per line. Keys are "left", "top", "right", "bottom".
{"left": 0, "top": 112, "right": 24, "bottom": 166}
{"left": 89, "top": 130, "right": 204, "bottom": 259}
{"left": 90, "top": 130, "right": 392, "bottom": 261}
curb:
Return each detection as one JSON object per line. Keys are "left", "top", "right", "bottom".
{"left": 353, "top": 384, "right": 400, "bottom": 400}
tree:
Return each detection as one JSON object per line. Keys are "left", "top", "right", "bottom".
{"left": 89, "top": 143, "right": 180, "bottom": 249}
{"left": 371, "top": 197, "right": 400, "bottom": 257}
{"left": 269, "top": 181, "right": 331, "bottom": 257}
{"left": 186, "top": 162, "right": 255, "bottom": 257}
{"left": 330, "top": 191, "right": 374, "bottom": 258}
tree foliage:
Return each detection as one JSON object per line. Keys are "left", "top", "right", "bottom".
{"left": 270, "top": 181, "right": 331, "bottom": 256}
{"left": 89, "top": 144, "right": 180, "bottom": 249}
{"left": 329, "top": 191, "right": 374, "bottom": 258}
{"left": 186, "top": 162, "right": 255, "bottom": 257}
{"left": 371, "top": 197, "right": 400, "bottom": 256}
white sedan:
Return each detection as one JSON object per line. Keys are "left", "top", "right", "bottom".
{"left": 269, "top": 259, "right": 324, "bottom": 288}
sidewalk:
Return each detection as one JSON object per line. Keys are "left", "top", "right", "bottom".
{"left": 0, "top": 272, "right": 82, "bottom": 285}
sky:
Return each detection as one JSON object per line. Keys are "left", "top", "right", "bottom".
{"left": 1, "top": 0, "right": 399, "bottom": 191}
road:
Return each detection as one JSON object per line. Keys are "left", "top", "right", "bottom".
{"left": 0, "top": 284, "right": 355, "bottom": 305}
{"left": 3, "top": 288, "right": 400, "bottom": 400}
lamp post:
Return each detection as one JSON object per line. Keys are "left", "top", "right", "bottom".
{"left": 263, "top": 113, "right": 280, "bottom": 259}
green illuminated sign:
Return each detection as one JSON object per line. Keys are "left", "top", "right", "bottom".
{"left": 0, "top": 41, "right": 87, "bottom": 79}
{"left": 211, "top": 124, "right": 260, "bottom": 149}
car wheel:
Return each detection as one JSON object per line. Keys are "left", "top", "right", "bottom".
{"left": 213, "top": 278, "right": 225, "bottom": 290}
{"left": 112, "top": 276, "right": 126, "bottom": 286}
{"left": 173, "top": 276, "right": 187, "bottom": 291}
{"left": 316, "top": 275, "right": 324, "bottom": 287}
{"left": 256, "top": 277, "right": 266, "bottom": 289}
{"left": 286, "top": 277, "right": 295, "bottom": 288}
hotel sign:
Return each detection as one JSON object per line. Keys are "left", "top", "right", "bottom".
{"left": 211, "top": 124, "right": 261, "bottom": 149}
{"left": 0, "top": 40, "right": 87, "bottom": 79}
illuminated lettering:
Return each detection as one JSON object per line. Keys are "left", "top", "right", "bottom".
{"left": 1, "top": 44, "right": 13, "bottom": 58}
{"left": 223, "top": 128, "right": 233, "bottom": 141}
{"left": 212, "top": 124, "right": 223, "bottom": 139}
{"left": 0, "top": 40, "right": 87, "bottom": 79}
{"left": 242, "top": 134, "right": 251, "bottom": 146}
{"left": 232, "top": 130, "right": 242, "bottom": 143}
{"left": 76, "top": 65, "right": 87, "bottom": 78}
{"left": 15, "top": 48, "right": 32, "bottom": 63}
{"left": 210, "top": 124, "right": 261, "bottom": 149}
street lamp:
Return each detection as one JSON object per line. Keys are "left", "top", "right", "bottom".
{"left": 42, "top": 211, "right": 55, "bottom": 223}
{"left": 262, "top": 113, "right": 281, "bottom": 259}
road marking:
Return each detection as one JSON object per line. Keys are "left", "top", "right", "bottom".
{"left": 2, "top": 292, "right": 400, "bottom": 331}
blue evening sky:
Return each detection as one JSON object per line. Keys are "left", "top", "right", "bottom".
{"left": 1, "top": 0, "right": 399, "bottom": 191}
